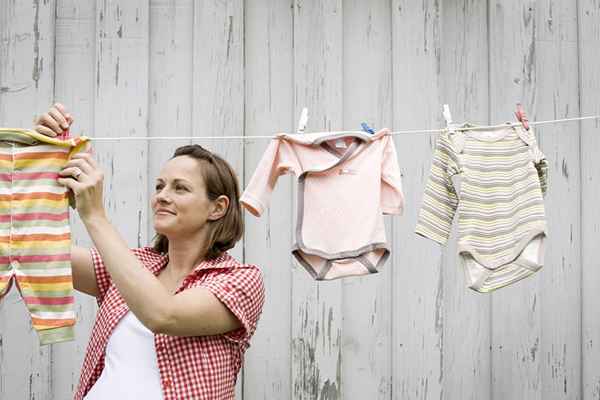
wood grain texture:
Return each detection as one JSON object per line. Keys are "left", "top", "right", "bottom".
{"left": 535, "top": 2, "right": 582, "bottom": 399}
{"left": 242, "top": 0, "right": 294, "bottom": 398}
{"left": 392, "top": 1, "right": 444, "bottom": 399}
{"left": 580, "top": 2, "right": 600, "bottom": 399}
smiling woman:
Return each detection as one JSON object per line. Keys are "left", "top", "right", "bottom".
{"left": 33, "top": 103, "right": 265, "bottom": 400}
{"left": 152, "top": 145, "right": 244, "bottom": 261}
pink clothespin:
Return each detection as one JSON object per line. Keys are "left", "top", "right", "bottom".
{"left": 57, "top": 115, "right": 73, "bottom": 140}
{"left": 515, "top": 103, "right": 530, "bottom": 131}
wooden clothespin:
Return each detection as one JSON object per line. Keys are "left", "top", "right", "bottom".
{"left": 297, "top": 107, "right": 309, "bottom": 134}
{"left": 515, "top": 103, "right": 530, "bottom": 131}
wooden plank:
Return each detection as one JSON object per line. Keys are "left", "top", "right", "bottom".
{"left": 51, "top": 1, "right": 99, "bottom": 398}
{"left": 242, "top": 0, "right": 294, "bottom": 399}
{"left": 93, "top": 0, "right": 150, "bottom": 245}
{"left": 439, "top": 1, "right": 491, "bottom": 399}
{"left": 192, "top": 0, "right": 245, "bottom": 396}
{"left": 487, "top": 2, "right": 542, "bottom": 399}
{"left": 579, "top": 1, "right": 600, "bottom": 398}
{"left": 534, "top": 2, "right": 582, "bottom": 399}
{"left": 0, "top": 1, "right": 55, "bottom": 398}
{"left": 147, "top": 0, "right": 194, "bottom": 239}
{"left": 291, "top": 1, "right": 344, "bottom": 398}
{"left": 391, "top": 1, "right": 444, "bottom": 399}
{"left": 340, "top": 1, "right": 393, "bottom": 399}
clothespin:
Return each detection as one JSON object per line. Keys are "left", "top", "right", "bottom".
{"left": 443, "top": 104, "right": 464, "bottom": 152}
{"left": 515, "top": 103, "right": 530, "bottom": 130}
{"left": 360, "top": 122, "right": 375, "bottom": 134}
{"left": 58, "top": 128, "right": 70, "bottom": 140}
{"left": 297, "top": 107, "right": 309, "bottom": 134}
{"left": 58, "top": 115, "right": 73, "bottom": 140}
{"left": 442, "top": 104, "right": 453, "bottom": 127}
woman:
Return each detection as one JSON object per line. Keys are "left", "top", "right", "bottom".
{"left": 34, "top": 104, "right": 265, "bottom": 400}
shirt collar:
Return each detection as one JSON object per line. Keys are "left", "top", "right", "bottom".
{"left": 146, "top": 250, "right": 236, "bottom": 276}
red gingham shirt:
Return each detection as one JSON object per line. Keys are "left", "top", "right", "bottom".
{"left": 74, "top": 247, "right": 265, "bottom": 400}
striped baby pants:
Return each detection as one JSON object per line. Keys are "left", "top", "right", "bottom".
{"left": 0, "top": 129, "right": 87, "bottom": 345}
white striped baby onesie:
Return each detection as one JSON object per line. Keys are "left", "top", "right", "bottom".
{"left": 415, "top": 123, "right": 548, "bottom": 292}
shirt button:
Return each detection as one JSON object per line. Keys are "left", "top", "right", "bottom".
{"left": 163, "top": 378, "right": 172, "bottom": 388}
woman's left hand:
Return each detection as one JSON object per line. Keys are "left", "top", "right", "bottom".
{"left": 58, "top": 152, "right": 106, "bottom": 223}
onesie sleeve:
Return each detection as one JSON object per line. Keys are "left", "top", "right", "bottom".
{"left": 241, "top": 138, "right": 300, "bottom": 217}
{"left": 380, "top": 135, "right": 404, "bottom": 215}
{"left": 415, "top": 133, "right": 460, "bottom": 245}
{"left": 527, "top": 128, "right": 548, "bottom": 196}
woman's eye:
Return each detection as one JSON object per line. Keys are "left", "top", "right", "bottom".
{"left": 155, "top": 184, "right": 164, "bottom": 191}
{"left": 176, "top": 185, "right": 188, "bottom": 192}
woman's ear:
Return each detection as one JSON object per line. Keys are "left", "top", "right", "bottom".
{"left": 208, "top": 195, "right": 230, "bottom": 221}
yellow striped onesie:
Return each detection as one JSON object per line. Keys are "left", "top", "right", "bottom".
{"left": 0, "top": 128, "right": 88, "bottom": 344}
{"left": 415, "top": 124, "right": 548, "bottom": 292}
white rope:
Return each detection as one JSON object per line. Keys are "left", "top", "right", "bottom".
{"left": 88, "top": 115, "right": 600, "bottom": 141}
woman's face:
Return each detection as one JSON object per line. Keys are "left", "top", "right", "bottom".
{"left": 151, "top": 156, "right": 214, "bottom": 238}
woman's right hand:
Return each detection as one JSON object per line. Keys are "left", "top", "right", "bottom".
{"left": 34, "top": 103, "right": 73, "bottom": 137}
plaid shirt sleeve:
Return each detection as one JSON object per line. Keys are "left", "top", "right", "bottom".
{"left": 89, "top": 247, "right": 154, "bottom": 306}
{"left": 201, "top": 265, "right": 265, "bottom": 344}
{"left": 90, "top": 247, "right": 111, "bottom": 305}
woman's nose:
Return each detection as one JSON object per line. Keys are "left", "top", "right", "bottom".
{"left": 155, "top": 189, "right": 172, "bottom": 204}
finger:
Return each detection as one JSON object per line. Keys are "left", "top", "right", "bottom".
{"left": 70, "top": 152, "right": 99, "bottom": 170}
{"left": 39, "top": 113, "right": 63, "bottom": 134}
{"left": 62, "top": 161, "right": 92, "bottom": 177}
{"left": 54, "top": 103, "right": 69, "bottom": 118}
{"left": 57, "top": 177, "right": 82, "bottom": 192}
{"left": 58, "top": 166, "right": 82, "bottom": 178}
{"left": 34, "top": 125, "right": 58, "bottom": 138}
{"left": 49, "top": 108, "right": 69, "bottom": 130}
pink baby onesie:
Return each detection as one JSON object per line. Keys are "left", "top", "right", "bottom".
{"left": 241, "top": 129, "right": 404, "bottom": 280}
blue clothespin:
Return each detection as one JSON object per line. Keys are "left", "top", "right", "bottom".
{"left": 360, "top": 122, "right": 375, "bottom": 134}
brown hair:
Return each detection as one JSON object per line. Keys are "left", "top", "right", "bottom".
{"left": 152, "top": 145, "right": 244, "bottom": 259}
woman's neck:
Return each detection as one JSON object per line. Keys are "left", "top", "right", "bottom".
{"left": 165, "top": 232, "right": 209, "bottom": 276}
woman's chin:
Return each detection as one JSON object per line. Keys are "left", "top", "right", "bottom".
{"left": 153, "top": 222, "right": 176, "bottom": 236}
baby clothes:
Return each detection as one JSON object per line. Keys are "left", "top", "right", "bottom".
{"left": 241, "top": 129, "right": 404, "bottom": 280}
{"left": 415, "top": 124, "right": 548, "bottom": 292}
{"left": 0, "top": 128, "right": 88, "bottom": 345}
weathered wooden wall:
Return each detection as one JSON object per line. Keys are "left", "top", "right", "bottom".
{"left": 0, "top": 1, "right": 598, "bottom": 399}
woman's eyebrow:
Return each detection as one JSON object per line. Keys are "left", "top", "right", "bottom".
{"left": 172, "top": 178, "right": 193, "bottom": 185}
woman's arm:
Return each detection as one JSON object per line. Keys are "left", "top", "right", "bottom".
{"left": 71, "top": 246, "right": 100, "bottom": 297}
{"left": 84, "top": 216, "right": 242, "bottom": 336}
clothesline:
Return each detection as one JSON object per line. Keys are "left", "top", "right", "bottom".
{"left": 89, "top": 115, "right": 600, "bottom": 141}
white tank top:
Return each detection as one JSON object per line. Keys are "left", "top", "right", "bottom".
{"left": 84, "top": 312, "right": 164, "bottom": 399}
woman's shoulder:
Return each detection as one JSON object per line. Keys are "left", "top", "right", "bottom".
{"left": 199, "top": 253, "right": 264, "bottom": 286}
{"left": 205, "top": 252, "right": 262, "bottom": 274}
{"left": 130, "top": 246, "right": 168, "bottom": 267}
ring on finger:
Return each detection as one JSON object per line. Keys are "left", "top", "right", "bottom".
{"left": 73, "top": 168, "right": 82, "bottom": 180}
